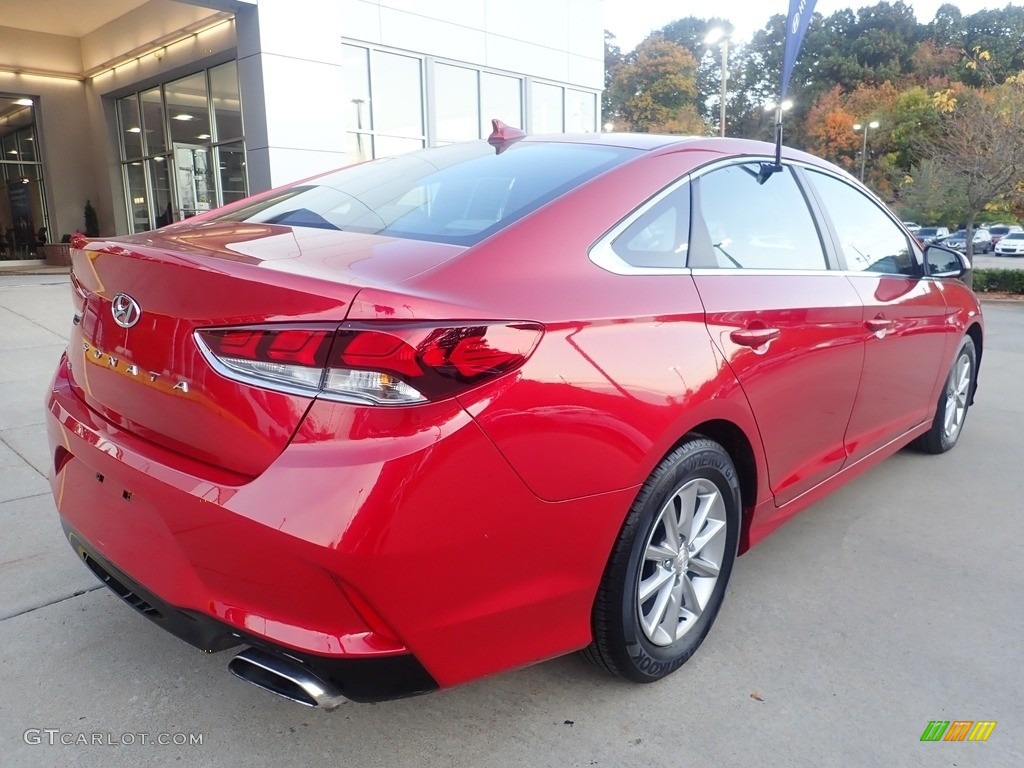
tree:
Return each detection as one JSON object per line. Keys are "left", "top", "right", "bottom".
{"left": 608, "top": 36, "right": 701, "bottom": 132}
{"left": 83, "top": 200, "right": 100, "bottom": 237}
{"left": 922, "top": 76, "right": 1024, "bottom": 258}
{"left": 602, "top": 31, "right": 624, "bottom": 124}
{"left": 893, "top": 158, "right": 963, "bottom": 226}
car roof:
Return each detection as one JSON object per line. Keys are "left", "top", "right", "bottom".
{"left": 521, "top": 133, "right": 837, "bottom": 169}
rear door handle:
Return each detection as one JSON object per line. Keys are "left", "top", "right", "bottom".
{"left": 730, "top": 328, "right": 781, "bottom": 348}
{"left": 865, "top": 318, "right": 895, "bottom": 333}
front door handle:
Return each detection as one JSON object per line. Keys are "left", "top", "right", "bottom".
{"left": 730, "top": 327, "right": 781, "bottom": 348}
{"left": 865, "top": 317, "right": 895, "bottom": 333}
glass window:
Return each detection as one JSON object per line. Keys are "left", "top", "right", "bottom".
{"left": 1, "top": 96, "right": 50, "bottom": 257}
{"left": 565, "top": 89, "right": 596, "bottom": 133}
{"left": 480, "top": 73, "right": 522, "bottom": 135}
{"left": 612, "top": 183, "right": 690, "bottom": 268}
{"left": 692, "top": 164, "right": 827, "bottom": 270}
{"left": 435, "top": 64, "right": 479, "bottom": 143}
{"left": 124, "top": 162, "right": 150, "bottom": 231}
{"left": 118, "top": 96, "right": 143, "bottom": 159}
{"left": 166, "top": 72, "right": 211, "bottom": 145}
{"left": 215, "top": 142, "right": 640, "bottom": 246}
{"left": 140, "top": 87, "right": 167, "bottom": 155}
{"left": 210, "top": 62, "right": 243, "bottom": 142}
{"left": 217, "top": 143, "right": 248, "bottom": 206}
{"left": 807, "top": 170, "right": 916, "bottom": 275}
{"left": 149, "top": 157, "right": 174, "bottom": 227}
{"left": 372, "top": 51, "right": 423, "bottom": 138}
{"left": 343, "top": 45, "right": 372, "bottom": 131}
{"left": 531, "top": 83, "right": 563, "bottom": 133}
{"left": 16, "top": 127, "right": 37, "bottom": 162}
{"left": 345, "top": 132, "right": 373, "bottom": 163}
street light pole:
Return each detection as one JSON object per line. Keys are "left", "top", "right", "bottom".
{"left": 852, "top": 120, "right": 880, "bottom": 182}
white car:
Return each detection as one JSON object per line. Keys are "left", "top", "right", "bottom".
{"left": 995, "top": 232, "right": 1024, "bottom": 256}
{"left": 902, "top": 220, "right": 921, "bottom": 233}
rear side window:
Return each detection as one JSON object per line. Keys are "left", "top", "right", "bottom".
{"left": 611, "top": 182, "right": 691, "bottom": 268}
{"left": 213, "top": 141, "right": 639, "bottom": 246}
{"left": 807, "top": 170, "right": 916, "bottom": 276}
{"left": 690, "top": 164, "right": 827, "bottom": 270}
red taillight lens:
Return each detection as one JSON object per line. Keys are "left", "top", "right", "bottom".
{"left": 196, "top": 322, "right": 542, "bottom": 405}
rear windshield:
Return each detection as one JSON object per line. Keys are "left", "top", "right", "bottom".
{"left": 213, "top": 141, "right": 640, "bottom": 246}
{"left": 989, "top": 226, "right": 1010, "bottom": 235}
{"left": 918, "top": 228, "right": 939, "bottom": 236}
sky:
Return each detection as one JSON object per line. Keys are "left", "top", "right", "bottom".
{"left": 603, "top": 0, "right": 1004, "bottom": 49}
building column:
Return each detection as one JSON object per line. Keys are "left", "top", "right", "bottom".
{"left": 234, "top": 0, "right": 346, "bottom": 191}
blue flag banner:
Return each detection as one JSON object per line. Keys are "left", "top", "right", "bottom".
{"left": 780, "top": 0, "right": 817, "bottom": 99}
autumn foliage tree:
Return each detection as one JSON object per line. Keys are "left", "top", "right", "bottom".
{"left": 606, "top": 36, "right": 704, "bottom": 133}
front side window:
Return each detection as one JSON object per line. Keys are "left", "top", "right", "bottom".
{"left": 807, "top": 170, "right": 916, "bottom": 276}
{"left": 215, "top": 141, "right": 639, "bottom": 246}
{"left": 692, "top": 164, "right": 828, "bottom": 270}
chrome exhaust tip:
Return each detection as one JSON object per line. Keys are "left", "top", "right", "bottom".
{"left": 228, "top": 648, "right": 347, "bottom": 710}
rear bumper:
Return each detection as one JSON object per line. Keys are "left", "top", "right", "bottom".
{"left": 63, "top": 525, "right": 437, "bottom": 701}
{"left": 46, "top": 354, "right": 634, "bottom": 691}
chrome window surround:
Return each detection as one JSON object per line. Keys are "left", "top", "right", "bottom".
{"left": 588, "top": 155, "right": 923, "bottom": 278}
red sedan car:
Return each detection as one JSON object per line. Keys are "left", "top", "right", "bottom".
{"left": 46, "top": 131, "right": 982, "bottom": 707}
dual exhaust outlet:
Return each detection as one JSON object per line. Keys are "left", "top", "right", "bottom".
{"left": 228, "top": 648, "right": 346, "bottom": 709}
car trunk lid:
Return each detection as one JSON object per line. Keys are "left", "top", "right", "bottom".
{"left": 67, "top": 223, "right": 465, "bottom": 478}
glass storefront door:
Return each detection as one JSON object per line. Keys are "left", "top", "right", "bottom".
{"left": 0, "top": 95, "right": 49, "bottom": 260}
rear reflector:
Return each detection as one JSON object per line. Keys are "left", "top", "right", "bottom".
{"left": 196, "top": 322, "right": 542, "bottom": 405}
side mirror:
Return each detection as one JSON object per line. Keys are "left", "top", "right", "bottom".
{"left": 925, "top": 244, "right": 971, "bottom": 285}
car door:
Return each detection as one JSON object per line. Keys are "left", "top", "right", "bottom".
{"left": 689, "top": 162, "right": 865, "bottom": 507}
{"left": 801, "top": 168, "right": 953, "bottom": 462}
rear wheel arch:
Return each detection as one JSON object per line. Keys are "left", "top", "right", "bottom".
{"left": 965, "top": 322, "right": 983, "bottom": 402}
{"left": 673, "top": 420, "right": 759, "bottom": 553}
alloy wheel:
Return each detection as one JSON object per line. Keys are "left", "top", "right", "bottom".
{"left": 636, "top": 478, "right": 728, "bottom": 647}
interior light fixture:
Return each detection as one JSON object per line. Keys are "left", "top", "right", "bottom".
{"left": 14, "top": 98, "right": 34, "bottom": 106}
{"left": 7, "top": 149, "right": 18, "bottom": 155}
{"left": 154, "top": 156, "right": 165, "bottom": 162}
{"left": 126, "top": 127, "right": 142, "bottom": 133}
{"left": 173, "top": 114, "right": 195, "bottom": 121}
{"left": 197, "top": 133, "right": 211, "bottom": 140}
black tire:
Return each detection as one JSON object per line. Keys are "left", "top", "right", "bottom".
{"left": 582, "top": 438, "right": 741, "bottom": 683}
{"left": 914, "top": 336, "right": 976, "bottom": 454}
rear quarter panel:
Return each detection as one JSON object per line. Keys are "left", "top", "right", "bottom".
{"left": 354, "top": 148, "right": 770, "bottom": 506}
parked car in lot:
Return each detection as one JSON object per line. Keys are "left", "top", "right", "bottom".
{"left": 995, "top": 231, "right": 1024, "bottom": 256}
{"left": 943, "top": 228, "right": 992, "bottom": 253}
{"left": 47, "top": 129, "right": 983, "bottom": 708}
{"left": 902, "top": 220, "right": 921, "bottom": 233}
{"left": 916, "top": 226, "right": 950, "bottom": 244}
{"left": 987, "top": 224, "right": 1023, "bottom": 246}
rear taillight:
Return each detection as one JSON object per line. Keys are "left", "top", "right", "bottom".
{"left": 195, "top": 322, "right": 543, "bottom": 405}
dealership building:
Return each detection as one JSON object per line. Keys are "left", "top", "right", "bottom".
{"left": 0, "top": 0, "right": 603, "bottom": 262}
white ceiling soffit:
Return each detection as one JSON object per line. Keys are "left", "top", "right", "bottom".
{"left": 1, "top": 0, "right": 151, "bottom": 38}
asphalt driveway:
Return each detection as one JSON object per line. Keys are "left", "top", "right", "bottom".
{"left": 1, "top": 273, "right": 1021, "bottom": 767}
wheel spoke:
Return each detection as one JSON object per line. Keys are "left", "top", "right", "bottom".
{"left": 688, "top": 489, "right": 716, "bottom": 545}
{"left": 657, "top": 579, "right": 685, "bottom": 641}
{"left": 645, "top": 541, "right": 678, "bottom": 562}
{"left": 662, "top": 494, "right": 683, "bottom": 545}
{"left": 688, "top": 555, "right": 720, "bottom": 578}
{"left": 689, "top": 518, "right": 726, "bottom": 557}
{"left": 641, "top": 573, "right": 676, "bottom": 639}
{"left": 638, "top": 566, "right": 675, "bottom": 603}
{"left": 678, "top": 571, "right": 704, "bottom": 619}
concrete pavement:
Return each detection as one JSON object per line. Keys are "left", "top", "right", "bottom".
{"left": 0, "top": 274, "right": 1021, "bottom": 767}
